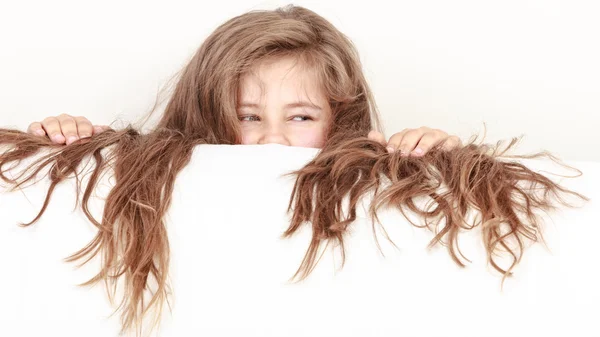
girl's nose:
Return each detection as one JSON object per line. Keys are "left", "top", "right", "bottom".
{"left": 258, "top": 125, "right": 290, "bottom": 146}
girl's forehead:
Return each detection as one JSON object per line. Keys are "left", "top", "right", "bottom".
{"left": 239, "top": 56, "right": 324, "bottom": 96}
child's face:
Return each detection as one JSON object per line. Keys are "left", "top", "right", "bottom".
{"left": 237, "top": 56, "right": 331, "bottom": 148}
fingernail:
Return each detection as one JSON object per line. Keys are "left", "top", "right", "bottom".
{"left": 52, "top": 134, "right": 65, "bottom": 143}
{"left": 386, "top": 146, "right": 394, "bottom": 153}
{"left": 35, "top": 129, "right": 46, "bottom": 136}
{"left": 413, "top": 148, "right": 424, "bottom": 155}
{"left": 67, "top": 136, "right": 78, "bottom": 144}
{"left": 94, "top": 126, "right": 103, "bottom": 133}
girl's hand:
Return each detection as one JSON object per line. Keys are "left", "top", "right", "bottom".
{"left": 368, "top": 126, "right": 462, "bottom": 156}
{"left": 27, "top": 114, "right": 109, "bottom": 145}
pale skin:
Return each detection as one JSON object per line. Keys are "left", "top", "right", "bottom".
{"left": 27, "top": 56, "right": 462, "bottom": 156}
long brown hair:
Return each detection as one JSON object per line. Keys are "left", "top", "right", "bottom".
{"left": 0, "top": 5, "right": 587, "bottom": 336}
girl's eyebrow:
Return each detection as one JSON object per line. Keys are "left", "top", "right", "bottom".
{"left": 285, "top": 101, "right": 322, "bottom": 111}
{"left": 238, "top": 101, "right": 322, "bottom": 111}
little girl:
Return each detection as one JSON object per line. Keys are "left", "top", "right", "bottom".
{"left": 1, "top": 4, "right": 582, "bottom": 337}
{"left": 25, "top": 22, "right": 461, "bottom": 156}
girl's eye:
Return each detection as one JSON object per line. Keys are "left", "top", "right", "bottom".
{"left": 291, "top": 115, "right": 313, "bottom": 121}
{"left": 239, "top": 115, "right": 260, "bottom": 122}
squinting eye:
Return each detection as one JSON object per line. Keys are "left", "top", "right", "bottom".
{"left": 239, "top": 115, "right": 260, "bottom": 122}
{"left": 291, "top": 115, "right": 313, "bottom": 121}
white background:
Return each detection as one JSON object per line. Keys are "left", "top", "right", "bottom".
{"left": 1, "top": 145, "right": 599, "bottom": 336}
{"left": 1, "top": 0, "right": 599, "bottom": 161}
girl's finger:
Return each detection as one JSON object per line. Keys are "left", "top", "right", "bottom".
{"left": 440, "top": 136, "right": 462, "bottom": 151}
{"left": 385, "top": 128, "right": 410, "bottom": 153}
{"left": 412, "top": 132, "right": 446, "bottom": 156}
{"left": 56, "top": 114, "right": 79, "bottom": 145}
{"left": 74, "top": 116, "right": 94, "bottom": 139}
{"left": 41, "top": 117, "right": 66, "bottom": 144}
{"left": 27, "top": 122, "right": 46, "bottom": 136}
{"left": 367, "top": 130, "right": 387, "bottom": 147}
{"left": 93, "top": 125, "right": 111, "bottom": 134}
{"left": 397, "top": 127, "right": 431, "bottom": 155}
